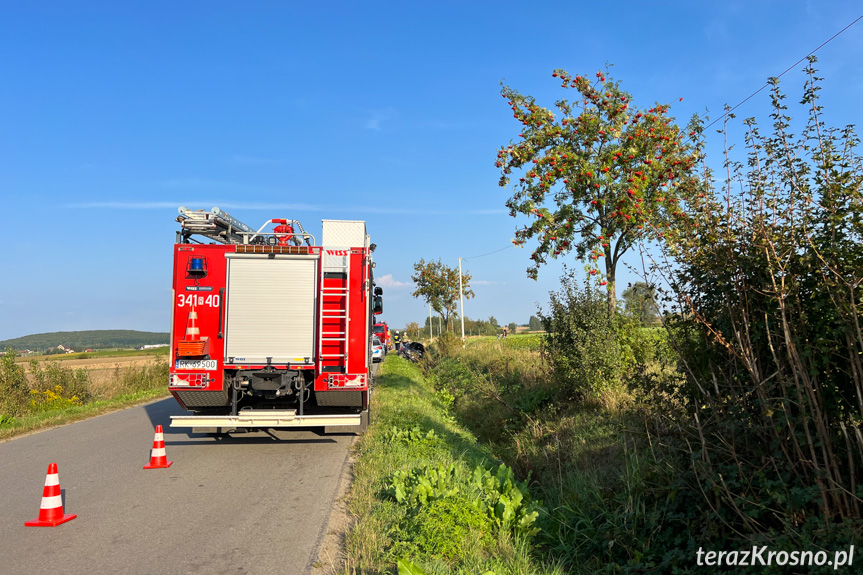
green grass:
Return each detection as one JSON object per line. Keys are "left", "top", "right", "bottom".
{"left": 465, "top": 333, "right": 544, "bottom": 352}
{"left": 340, "top": 354, "right": 563, "bottom": 575}
{"left": 0, "top": 387, "right": 169, "bottom": 442}
{"left": 425, "top": 336, "right": 677, "bottom": 574}
{"left": 0, "top": 354, "right": 170, "bottom": 442}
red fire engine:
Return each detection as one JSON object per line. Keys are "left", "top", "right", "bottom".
{"left": 373, "top": 321, "right": 390, "bottom": 350}
{"left": 167, "top": 207, "right": 382, "bottom": 433}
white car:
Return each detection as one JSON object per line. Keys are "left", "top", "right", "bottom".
{"left": 372, "top": 337, "right": 385, "bottom": 363}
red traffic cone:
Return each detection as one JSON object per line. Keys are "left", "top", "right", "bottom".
{"left": 143, "top": 425, "right": 173, "bottom": 469}
{"left": 177, "top": 303, "right": 209, "bottom": 357}
{"left": 25, "top": 463, "right": 77, "bottom": 527}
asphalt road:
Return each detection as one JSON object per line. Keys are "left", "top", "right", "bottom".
{"left": 0, "top": 397, "right": 357, "bottom": 575}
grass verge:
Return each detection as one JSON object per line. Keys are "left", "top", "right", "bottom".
{"left": 0, "top": 387, "right": 169, "bottom": 442}
{"left": 340, "top": 355, "right": 562, "bottom": 575}
{"left": 1, "top": 352, "right": 170, "bottom": 442}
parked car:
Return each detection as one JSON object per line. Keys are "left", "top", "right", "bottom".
{"left": 372, "top": 337, "right": 386, "bottom": 362}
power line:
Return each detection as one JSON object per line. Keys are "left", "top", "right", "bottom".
{"left": 464, "top": 245, "right": 514, "bottom": 260}
{"left": 704, "top": 13, "right": 863, "bottom": 132}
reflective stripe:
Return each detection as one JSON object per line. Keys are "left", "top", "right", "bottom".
{"left": 151, "top": 447, "right": 166, "bottom": 457}
{"left": 40, "top": 495, "right": 63, "bottom": 509}
{"left": 186, "top": 327, "right": 200, "bottom": 335}
{"left": 189, "top": 311, "right": 198, "bottom": 319}
{"left": 154, "top": 432, "right": 164, "bottom": 441}
{"left": 44, "top": 474, "right": 60, "bottom": 487}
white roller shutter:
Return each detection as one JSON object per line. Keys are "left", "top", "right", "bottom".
{"left": 224, "top": 255, "right": 317, "bottom": 363}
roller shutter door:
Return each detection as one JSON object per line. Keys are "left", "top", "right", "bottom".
{"left": 224, "top": 255, "right": 317, "bottom": 363}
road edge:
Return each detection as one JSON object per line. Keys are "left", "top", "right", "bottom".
{"left": 307, "top": 434, "right": 358, "bottom": 575}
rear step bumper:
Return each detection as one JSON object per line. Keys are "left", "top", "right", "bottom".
{"left": 170, "top": 410, "right": 361, "bottom": 428}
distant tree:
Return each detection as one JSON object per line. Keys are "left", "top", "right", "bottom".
{"left": 406, "top": 321, "right": 420, "bottom": 339}
{"left": 496, "top": 67, "right": 701, "bottom": 316}
{"left": 508, "top": 322, "right": 518, "bottom": 334}
{"left": 622, "top": 281, "right": 660, "bottom": 326}
{"left": 528, "top": 315, "right": 542, "bottom": 331}
{"left": 411, "top": 259, "right": 474, "bottom": 330}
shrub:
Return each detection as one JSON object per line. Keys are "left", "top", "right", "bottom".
{"left": 654, "top": 58, "right": 863, "bottom": 549}
{"left": 429, "top": 330, "right": 462, "bottom": 359}
{"left": 29, "top": 358, "right": 92, "bottom": 404}
{"left": 0, "top": 349, "right": 30, "bottom": 418}
{"left": 117, "top": 360, "right": 168, "bottom": 394}
{"left": 539, "top": 269, "right": 633, "bottom": 401}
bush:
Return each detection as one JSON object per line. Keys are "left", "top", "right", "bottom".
{"left": 0, "top": 349, "right": 30, "bottom": 418}
{"left": 117, "top": 360, "right": 168, "bottom": 394}
{"left": 651, "top": 58, "right": 863, "bottom": 552}
{"left": 429, "top": 330, "right": 462, "bottom": 359}
{"left": 29, "top": 358, "right": 92, "bottom": 404}
{"left": 539, "top": 269, "right": 633, "bottom": 402}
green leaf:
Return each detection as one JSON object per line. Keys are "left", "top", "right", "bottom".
{"left": 397, "top": 559, "right": 429, "bottom": 575}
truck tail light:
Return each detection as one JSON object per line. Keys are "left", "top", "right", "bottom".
{"left": 170, "top": 373, "right": 209, "bottom": 388}
{"left": 327, "top": 373, "right": 367, "bottom": 389}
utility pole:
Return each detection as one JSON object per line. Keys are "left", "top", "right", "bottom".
{"left": 458, "top": 257, "right": 465, "bottom": 347}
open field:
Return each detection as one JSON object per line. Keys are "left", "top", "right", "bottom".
{"left": 18, "top": 354, "right": 163, "bottom": 369}
{"left": 15, "top": 347, "right": 169, "bottom": 363}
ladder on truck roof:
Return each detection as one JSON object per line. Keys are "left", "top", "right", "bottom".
{"left": 176, "top": 206, "right": 254, "bottom": 245}
{"left": 176, "top": 206, "right": 314, "bottom": 246}
{"left": 319, "top": 252, "right": 350, "bottom": 369}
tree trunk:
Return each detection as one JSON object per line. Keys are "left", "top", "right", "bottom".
{"left": 605, "top": 256, "right": 617, "bottom": 318}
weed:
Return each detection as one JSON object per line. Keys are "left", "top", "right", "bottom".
{"left": 0, "top": 349, "right": 30, "bottom": 418}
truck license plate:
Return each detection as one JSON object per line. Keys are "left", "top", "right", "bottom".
{"left": 175, "top": 359, "right": 217, "bottom": 370}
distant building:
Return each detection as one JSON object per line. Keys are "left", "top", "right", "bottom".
{"left": 142, "top": 344, "right": 169, "bottom": 349}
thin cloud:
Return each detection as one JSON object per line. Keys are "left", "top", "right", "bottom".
{"left": 375, "top": 274, "right": 412, "bottom": 289}
{"left": 229, "top": 155, "right": 281, "bottom": 166}
{"left": 66, "top": 201, "right": 506, "bottom": 216}
{"left": 472, "top": 280, "right": 500, "bottom": 286}
{"left": 68, "top": 201, "right": 185, "bottom": 209}
{"left": 365, "top": 108, "right": 397, "bottom": 131}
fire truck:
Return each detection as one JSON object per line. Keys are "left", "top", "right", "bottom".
{"left": 373, "top": 321, "right": 390, "bottom": 350}
{"left": 167, "top": 207, "right": 381, "bottom": 434}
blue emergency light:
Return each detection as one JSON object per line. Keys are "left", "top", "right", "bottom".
{"left": 186, "top": 257, "right": 207, "bottom": 277}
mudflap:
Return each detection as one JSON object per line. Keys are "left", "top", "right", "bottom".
{"left": 325, "top": 409, "right": 369, "bottom": 435}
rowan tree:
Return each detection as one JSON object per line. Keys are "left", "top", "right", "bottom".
{"left": 497, "top": 68, "right": 703, "bottom": 315}
{"left": 411, "top": 258, "right": 474, "bottom": 330}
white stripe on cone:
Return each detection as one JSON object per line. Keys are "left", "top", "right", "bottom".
{"left": 154, "top": 432, "right": 164, "bottom": 441}
{"left": 151, "top": 447, "right": 166, "bottom": 457}
{"left": 40, "top": 495, "right": 63, "bottom": 509}
{"left": 44, "top": 475, "right": 60, "bottom": 487}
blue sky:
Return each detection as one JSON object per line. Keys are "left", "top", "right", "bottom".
{"left": 2, "top": 1, "right": 862, "bottom": 341}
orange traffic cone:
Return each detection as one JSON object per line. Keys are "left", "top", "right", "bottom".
{"left": 177, "top": 303, "right": 209, "bottom": 357}
{"left": 25, "top": 463, "right": 77, "bottom": 527}
{"left": 143, "top": 425, "right": 173, "bottom": 469}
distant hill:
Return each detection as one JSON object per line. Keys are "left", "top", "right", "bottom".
{"left": 0, "top": 330, "right": 170, "bottom": 352}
